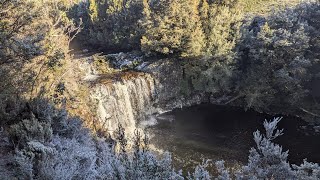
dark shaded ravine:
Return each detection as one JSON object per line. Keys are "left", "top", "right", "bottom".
{"left": 146, "top": 104, "right": 320, "bottom": 173}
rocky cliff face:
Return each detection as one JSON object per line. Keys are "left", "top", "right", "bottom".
{"left": 81, "top": 53, "right": 207, "bottom": 133}
{"left": 91, "top": 72, "right": 156, "bottom": 134}
{"left": 142, "top": 59, "right": 207, "bottom": 112}
{"left": 79, "top": 51, "right": 320, "bottom": 133}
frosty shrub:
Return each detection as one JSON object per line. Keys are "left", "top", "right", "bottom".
{"left": 216, "top": 117, "right": 320, "bottom": 180}
{"left": 237, "top": 1, "right": 320, "bottom": 115}
{"left": 237, "top": 117, "right": 295, "bottom": 179}
{"left": 293, "top": 159, "right": 320, "bottom": 179}
{"left": 1, "top": 98, "right": 319, "bottom": 179}
{"left": 0, "top": 99, "right": 184, "bottom": 180}
{"left": 9, "top": 117, "right": 52, "bottom": 146}
{"left": 188, "top": 160, "right": 212, "bottom": 180}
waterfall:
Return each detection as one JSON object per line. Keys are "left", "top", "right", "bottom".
{"left": 91, "top": 72, "right": 156, "bottom": 134}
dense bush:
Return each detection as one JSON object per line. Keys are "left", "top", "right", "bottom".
{"left": 0, "top": 0, "right": 43, "bottom": 96}
{"left": 140, "top": 0, "right": 207, "bottom": 57}
{"left": 0, "top": 99, "right": 183, "bottom": 179}
{"left": 237, "top": 1, "right": 320, "bottom": 116}
{"left": 72, "top": 0, "right": 302, "bottom": 58}
{"left": 0, "top": 0, "right": 80, "bottom": 98}
{"left": 73, "top": 0, "right": 144, "bottom": 51}
{"left": 74, "top": 0, "right": 242, "bottom": 58}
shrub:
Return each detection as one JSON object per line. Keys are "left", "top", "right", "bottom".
{"left": 75, "top": 0, "right": 144, "bottom": 51}
{"left": 237, "top": 1, "right": 320, "bottom": 114}
{"left": 216, "top": 117, "right": 320, "bottom": 179}
{"left": 0, "top": 0, "right": 81, "bottom": 100}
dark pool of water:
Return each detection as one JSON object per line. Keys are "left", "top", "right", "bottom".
{"left": 146, "top": 104, "right": 320, "bottom": 172}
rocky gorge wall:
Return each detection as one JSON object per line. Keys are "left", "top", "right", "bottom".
{"left": 79, "top": 52, "right": 320, "bottom": 135}
{"left": 91, "top": 72, "right": 156, "bottom": 134}
{"left": 80, "top": 53, "right": 208, "bottom": 133}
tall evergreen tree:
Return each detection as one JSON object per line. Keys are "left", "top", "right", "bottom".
{"left": 141, "top": 0, "right": 206, "bottom": 57}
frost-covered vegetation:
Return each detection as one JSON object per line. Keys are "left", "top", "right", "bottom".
{"left": 215, "top": 117, "right": 320, "bottom": 179}
{"left": 1, "top": 0, "right": 320, "bottom": 179}
{"left": 236, "top": 1, "right": 320, "bottom": 118}
{"left": 0, "top": 0, "right": 97, "bottom": 129}
{"left": 1, "top": 100, "right": 319, "bottom": 179}
{"left": 0, "top": 0, "right": 80, "bottom": 97}
{"left": 0, "top": 99, "right": 182, "bottom": 179}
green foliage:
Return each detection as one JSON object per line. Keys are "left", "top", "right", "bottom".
{"left": 139, "top": 0, "right": 244, "bottom": 95}
{"left": 203, "top": 0, "right": 243, "bottom": 60}
{"left": 0, "top": 0, "right": 41, "bottom": 96}
{"left": 71, "top": 0, "right": 302, "bottom": 59}
{"left": 0, "top": 0, "right": 42, "bottom": 64}
{"left": 140, "top": 0, "right": 243, "bottom": 58}
{"left": 239, "top": 0, "right": 302, "bottom": 15}
{"left": 88, "top": 0, "right": 98, "bottom": 22}
{"left": 140, "top": 0, "right": 206, "bottom": 57}
{"left": 237, "top": 1, "right": 320, "bottom": 113}
{"left": 0, "top": 0, "right": 80, "bottom": 99}
{"left": 74, "top": 0, "right": 243, "bottom": 59}
{"left": 181, "top": 58, "right": 235, "bottom": 96}
{"left": 75, "top": 0, "right": 144, "bottom": 51}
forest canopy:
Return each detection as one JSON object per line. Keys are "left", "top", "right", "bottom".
{"left": 73, "top": 0, "right": 243, "bottom": 58}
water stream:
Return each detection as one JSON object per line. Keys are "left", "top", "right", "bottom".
{"left": 91, "top": 72, "right": 156, "bottom": 134}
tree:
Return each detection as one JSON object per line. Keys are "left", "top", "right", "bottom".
{"left": 237, "top": 1, "right": 320, "bottom": 116}
{"left": 0, "top": 0, "right": 81, "bottom": 100}
{"left": 167, "top": 0, "right": 244, "bottom": 97}
{"left": 140, "top": 0, "right": 206, "bottom": 57}
{"left": 204, "top": 0, "right": 243, "bottom": 60}
{"left": 77, "top": 0, "right": 144, "bottom": 51}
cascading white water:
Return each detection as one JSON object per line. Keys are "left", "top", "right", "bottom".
{"left": 91, "top": 73, "right": 156, "bottom": 134}
{"left": 80, "top": 52, "right": 202, "bottom": 135}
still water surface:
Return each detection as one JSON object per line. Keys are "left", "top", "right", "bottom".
{"left": 146, "top": 104, "right": 320, "bottom": 173}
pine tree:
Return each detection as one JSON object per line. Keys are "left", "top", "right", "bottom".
{"left": 182, "top": 0, "right": 206, "bottom": 57}
{"left": 141, "top": 0, "right": 206, "bottom": 57}
{"left": 206, "top": 0, "right": 243, "bottom": 60}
